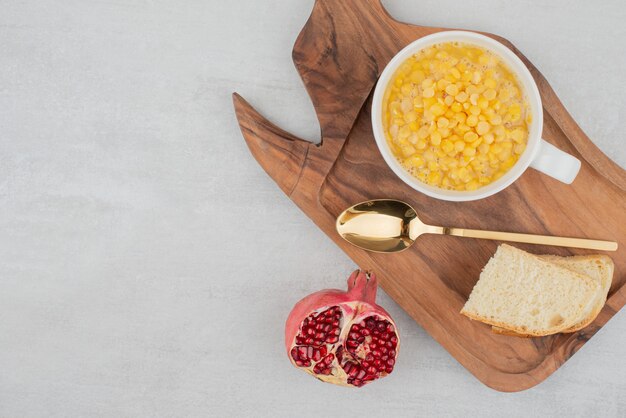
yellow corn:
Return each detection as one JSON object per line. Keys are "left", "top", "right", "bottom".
{"left": 382, "top": 41, "right": 530, "bottom": 191}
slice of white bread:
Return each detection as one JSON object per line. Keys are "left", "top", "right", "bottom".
{"left": 461, "top": 245, "right": 602, "bottom": 337}
{"left": 492, "top": 255, "right": 614, "bottom": 337}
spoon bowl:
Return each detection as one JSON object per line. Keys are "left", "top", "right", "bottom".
{"left": 335, "top": 199, "right": 416, "bottom": 253}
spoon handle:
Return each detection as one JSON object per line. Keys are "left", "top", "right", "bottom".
{"left": 444, "top": 227, "right": 618, "bottom": 251}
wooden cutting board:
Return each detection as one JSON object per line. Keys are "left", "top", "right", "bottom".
{"left": 233, "top": 0, "right": 626, "bottom": 392}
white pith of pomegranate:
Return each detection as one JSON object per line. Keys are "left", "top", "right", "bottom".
{"left": 285, "top": 270, "right": 399, "bottom": 387}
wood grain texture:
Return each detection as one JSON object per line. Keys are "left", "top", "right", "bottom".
{"left": 233, "top": 0, "right": 626, "bottom": 392}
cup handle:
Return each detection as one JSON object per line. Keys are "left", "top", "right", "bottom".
{"left": 529, "top": 138, "right": 581, "bottom": 184}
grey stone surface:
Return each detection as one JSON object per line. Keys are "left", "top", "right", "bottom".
{"left": 0, "top": 1, "right": 624, "bottom": 417}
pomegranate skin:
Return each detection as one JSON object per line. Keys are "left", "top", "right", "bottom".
{"left": 284, "top": 270, "right": 399, "bottom": 387}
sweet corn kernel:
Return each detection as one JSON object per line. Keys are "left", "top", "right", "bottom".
{"left": 476, "top": 121, "right": 491, "bottom": 135}
{"left": 463, "top": 131, "right": 478, "bottom": 142}
{"left": 430, "top": 131, "right": 442, "bottom": 146}
{"left": 445, "top": 84, "right": 459, "bottom": 96}
{"left": 383, "top": 41, "right": 529, "bottom": 191}
{"left": 437, "top": 79, "right": 449, "bottom": 90}
{"left": 441, "top": 139, "right": 454, "bottom": 153}
{"left": 483, "top": 89, "right": 497, "bottom": 100}
{"left": 399, "top": 125, "right": 411, "bottom": 139}
{"left": 450, "top": 102, "right": 463, "bottom": 112}
{"left": 455, "top": 91, "right": 468, "bottom": 102}
{"left": 511, "top": 128, "right": 525, "bottom": 143}
{"left": 431, "top": 103, "right": 446, "bottom": 117}
{"left": 404, "top": 110, "right": 418, "bottom": 123}
{"left": 470, "top": 138, "right": 483, "bottom": 149}
{"left": 463, "top": 147, "right": 476, "bottom": 157}
{"left": 489, "top": 114, "right": 502, "bottom": 125}
{"left": 406, "top": 155, "right": 425, "bottom": 168}
{"left": 465, "top": 180, "right": 480, "bottom": 191}
{"left": 401, "top": 144, "right": 416, "bottom": 157}
{"left": 427, "top": 171, "right": 441, "bottom": 186}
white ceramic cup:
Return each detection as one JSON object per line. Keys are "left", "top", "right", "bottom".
{"left": 371, "top": 31, "right": 581, "bottom": 202}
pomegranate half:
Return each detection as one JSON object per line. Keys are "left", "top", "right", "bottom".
{"left": 285, "top": 270, "right": 399, "bottom": 387}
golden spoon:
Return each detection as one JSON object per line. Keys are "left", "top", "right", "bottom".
{"left": 336, "top": 199, "right": 618, "bottom": 253}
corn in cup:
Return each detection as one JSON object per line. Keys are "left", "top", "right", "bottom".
{"left": 382, "top": 42, "right": 532, "bottom": 191}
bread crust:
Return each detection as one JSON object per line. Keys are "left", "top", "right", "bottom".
{"left": 461, "top": 309, "right": 576, "bottom": 337}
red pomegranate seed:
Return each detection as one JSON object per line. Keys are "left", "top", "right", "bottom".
{"left": 346, "top": 340, "right": 359, "bottom": 348}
